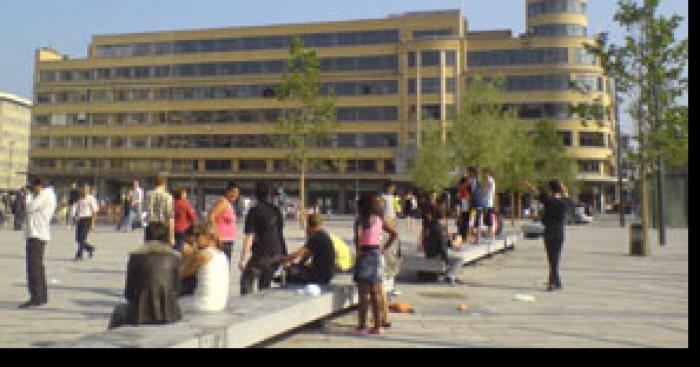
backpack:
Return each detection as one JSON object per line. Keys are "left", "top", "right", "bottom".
{"left": 470, "top": 180, "right": 484, "bottom": 208}
{"left": 329, "top": 232, "right": 354, "bottom": 272}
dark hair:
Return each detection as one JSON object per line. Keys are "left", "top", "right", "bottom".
{"left": 383, "top": 181, "right": 394, "bottom": 192}
{"left": 226, "top": 181, "right": 239, "bottom": 193}
{"left": 459, "top": 177, "right": 468, "bottom": 185}
{"left": 357, "top": 193, "right": 382, "bottom": 228}
{"left": 145, "top": 222, "right": 169, "bottom": 243}
{"left": 255, "top": 182, "right": 270, "bottom": 201}
{"left": 548, "top": 180, "right": 563, "bottom": 194}
{"left": 467, "top": 167, "right": 477, "bottom": 175}
{"left": 31, "top": 178, "right": 44, "bottom": 187}
{"left": 174, "top": 188, "right": 187, "bottom": 200}
{"left": 483, "top": 167, "right": 492, "bottom": 176}
{"left": 307, "top": 213, "right": 323, "bottom": 228}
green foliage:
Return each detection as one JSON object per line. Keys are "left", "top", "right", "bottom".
{"left": 495, "top": 117, "right": 536, "bottom": 195}
{"left": 411, "top": 124, "right": 455, "bottom": 194}
{"left": 530, "top": 120, "right": 576, "bottom": 189}
{"left": 275, "top": 37, "right": 339, "bottom": 169}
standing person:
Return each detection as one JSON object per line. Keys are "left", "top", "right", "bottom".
{"left": 238, "top": 182, "right": 287, "bottom": 296}
{"left": 72, "top": 184, "right": 99, "bottom": 261}
{"left": 466, "top": 167, "right": 484, "bottom": 245}
{"left": 402, "top": 193, "right": 414, "bottom": 230}
{"left": 482, "top": 168, "right": 497, "bottom": 241}
{"left": 131, "top": 180, "right": 144, "bottom": 230}
{"left": 522, "top": 179, "right": 570, "bottom": 291}
{"left": 116, "top": 187, "right": 133, "bottom": 232}
{"left": 456, "top": 177, "right": 470, "bottom": 242}
{"left": 353, "top": 193, "right": 397, "bottom": 335}
{"left": 174, "top": 188, "right": 199, "bottom": 252}
{"left": 20, "top": 178, "right": 57, "bottom": 308}
{"left": 380, "top": 181, "right": 402, "bottom": 298}
{"left": 208, "top": 182, "right": 238, "bottom": 262}
{"left": 143, "top": 176, "right": 175, "bottom": 247}
{"left": 67, "top": 181, "right": 80, "bottom": 227}
{"left": 12, "top": 187, "right": 27, "bottom": 231}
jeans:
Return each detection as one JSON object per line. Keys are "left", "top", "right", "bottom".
{"left": 544, "top": 231, "right": 564, "bottom": 286}
{"left": 75, "top": 217, "right": 94, "bottom": 258}
{"left": 220, "top": 241, "right": 234, "bottom": 264}
{"left": 445, "top": 249, "right": 467, "bottom": 280}
{"left": 240, "top": 255, "right": 278, "bottom": 296}
{"left": 26, "top": 238, "right": 47, "bottom": 303}
{"left": 174, "top": 232, "right": 187, "bottom": 252}
{"left": 14, "top": 213, "right": 24, "bottom": 231}
{"left": 458, "top": 211, "right": 469, "bottom": 239}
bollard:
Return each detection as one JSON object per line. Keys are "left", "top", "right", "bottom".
{"left": 629, "top": 223, "right": 647, "bottom": 256}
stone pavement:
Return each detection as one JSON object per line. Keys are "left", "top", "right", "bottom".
{"left": 0, "top": 219, "right": 688, "bottom": 348}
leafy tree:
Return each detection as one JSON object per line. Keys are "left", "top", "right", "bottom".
{"left": 495, "top": 116, "right": 536, "bottom": 223}
{"left": 530, "top": 119, "right": 576, "bottom": 190}
{"left": 585, "top": 0, "right": 688, "bottom": 247}
{"left": 276, "top": 37, "right": 338, "bottom": 227}
{"left": 411, "top": 124, "right": 454, "bottom": 194}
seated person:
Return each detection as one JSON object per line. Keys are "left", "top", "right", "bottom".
{"left": 179, "top": 224, "right": 229, "bottom": 313}
{"left": 108, "top": 222, "right": 182, "bottom": 329}
{"left": 421, "top": 207, "right": 467, "bottom": 286}
{"left": 178, "top": 233, "right": 198, "bottom": 297}
{"left": 281, "top": 213, "right": 336, "bottom": 285}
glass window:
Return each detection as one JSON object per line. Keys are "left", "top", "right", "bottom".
{"left": 204, "top": 160, "right": 232, "bottom": 171}
{"left": 408, "top": 52, "right": 416, "bottom": 67}
{"left": 239, "top": 159, "right": 266, "bottom": 172}
{"left": 579, "top": 132, "right": 605, "bottom": 147}
{"left": 578, "top": 160, "right": 601, "bottom": 173}
{"left": 90, "top": 136, "right": 109, "bottom": 149}
{"left": 446, "top": 51, "right": 457, "bottom": 66}
{"left": 468, "top": 47, "right": 569, "bottom": 67}
{"left": 574, "top": 48, "right": 598, "bottom": 65}
{"left": 530, "top": 24, "right": 587, "bottom": 37}
{"left": 421, "top": 51, "right": 440, "bottom": 67}
{"left": 384, "top": 160, "right": 396, "bottom": 174}
{"left": 172, "top": 159, "right": 198, "bottom": 172}
{"left": 346, "top": 160, "right": 377, "bottom": 173}
{"left": 413, "top": 29, "right": 453, "bottom": 40}
{"left": 557, "top": 131, "right": 572, "bottom": 146}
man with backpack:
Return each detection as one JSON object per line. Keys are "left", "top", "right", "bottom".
{"left": 466, "top": 167, "right": 484, "bottom": 245}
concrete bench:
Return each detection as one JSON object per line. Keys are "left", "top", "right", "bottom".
{"left": 52, "top": 276, "right": 357, "bottom": 348}
{"left": 521, "top": 223, "right": 545, "bottom": 238}
{"left": 402, "top": 235, "right": 518, "bottom": 281}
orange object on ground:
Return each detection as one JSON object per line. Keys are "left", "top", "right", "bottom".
{"left": 457, "top": 304, "right": 469, "bottom": 312}
{"left": 389, "top": 302, "right": 415, "bottom": 313}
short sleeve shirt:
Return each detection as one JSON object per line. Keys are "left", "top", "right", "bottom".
{"left": 244, "top": 201, "right": 286, "bottom": 258}
{"left": 144, "top": 187, "right": 174, "bottom": 224}
{"left": 304, "top": 230, "right": 336, "bottom": 284}
{"left": 538, "top": 192, "right": 569, "bottom": 235}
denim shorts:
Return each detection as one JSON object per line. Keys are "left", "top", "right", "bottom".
{"left": 353, "top": 247, "right": 383, "bottom": 284}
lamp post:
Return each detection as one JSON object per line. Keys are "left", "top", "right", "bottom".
{"left": 611, "top": 55, "right": 626, "bottom": 228}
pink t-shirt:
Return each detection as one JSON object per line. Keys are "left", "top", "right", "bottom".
{"left": 215, "top": 199, "right": 237, "bottom": 242}
{"left": 359, "top": 216, "right": 382, "bottom": 247}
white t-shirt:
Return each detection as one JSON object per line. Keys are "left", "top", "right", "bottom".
{"left": 25, "top": 187, "right": 57, "bottom": 241}
{"left": 182, "top": 247, "right": 229, "bottom": 313}
{"left": 484, "top": 176, "right": 496, "bottom": 209}
{"left": 73, "top": 194, "right": 99, "bottom": 218}
{"left": 381, "top": 194, "right": 395, "bottom": 219}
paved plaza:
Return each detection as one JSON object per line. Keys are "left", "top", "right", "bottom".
{"left": 0, "top": 218, "right": 688, "bottom": 348}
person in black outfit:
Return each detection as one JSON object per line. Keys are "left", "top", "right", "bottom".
{"left": 522, "top": 179, "right": 570, "bottom": 291}
{"left": 238, "top": 182, "right": 287, "bottom": 295}
{"left": 281, "top": 213, "right": 335, "bottom": 285}
{"left": 12, "top": 188, "right": 26, "bottom": 231}
{"left": 67, "top": 181, "right": 80, "bottom": 225}
{"left": 108, "top": 222, "right": 182, "bottom": 329}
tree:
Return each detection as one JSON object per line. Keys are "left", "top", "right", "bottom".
{"left": 585, "top": 0, "right": 688, "bottom": 246}
{"left": 276, "top": 37, "right": 338, "bottom": 228}
{"left": 530, "top": 119, "right": 576, "bottom": 189}
{"left": 411, "top": 124, "right": 454, "bottom": 194}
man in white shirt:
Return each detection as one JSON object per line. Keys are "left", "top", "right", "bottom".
{"left": 132, "top": 180, "right": 144, "bottom": 230}
{"left": 21, "top": 178, "right": 56, "bottom": 308}
{"left": 73, "top": 184, "right": 99, "bottom": 260}
{"left": 482, "top": 168, "right": 497, "bottom": 241}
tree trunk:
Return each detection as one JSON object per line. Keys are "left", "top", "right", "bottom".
{"left": 516, "top": 192, "right": 522, "bottom": 220}
{"left": 299, "top": 161, "right": 306, "bottom": 229}
{"left": 640, "top": 162, "right": 649, "bottom": 255}
{"left": 510, "top": 191, "right": 516, "bottom": 227}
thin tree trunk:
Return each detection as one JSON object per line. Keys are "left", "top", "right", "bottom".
{"left": 299, "top": 161, "right": 306, "bottom": 229}
{"left": 516, "top": 192, "right": 522, "bottom": 220}
{"left": 640, "top": 162, "right": 649, "bottom": 255}
{"left": 510, "top": 191, "right": 516, "bottom": 227}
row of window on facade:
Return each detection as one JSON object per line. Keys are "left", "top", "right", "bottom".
{"left": 30, "top": 133, "right": 400, "bottom": 150}
{"left": 35, "top": 73, "right": 605, "bottom": 106}
{"left": 529, "top": 24, "right": 587, "bottom": 38}
{"left": 32, "top": 101, "right": 611, "bottom": 127}
{"left": 527, "top": 0, "right": 587, "bottom": 17}
{"left": 93, "top": 28, "right": 460, "bottom": 59}
{"left": 37, "top": 47, "right": 599, "bottom": 84}
{"left": 31, "top": 158, "right": 397, "bottom": 174}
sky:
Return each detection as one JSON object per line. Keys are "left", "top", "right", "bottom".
{"left": 0, "top": 0, "right": 688, "bottom": 133}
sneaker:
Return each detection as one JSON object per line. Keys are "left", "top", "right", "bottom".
{"left": 369, "top": 327, "right": 384, "bottom": 335}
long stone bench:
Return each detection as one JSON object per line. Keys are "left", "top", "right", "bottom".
{"left": 401, "top": 234, "right": 518, "bottom": 281}
{"left": 52, "top": 276, "right": 357, "bottom": 348}
{"left": 521, "top": 223, "right": 545, "bottom": 238}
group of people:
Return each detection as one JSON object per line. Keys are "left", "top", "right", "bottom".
{"left": 1, "top": 188, "right": 29, "bottom": 231}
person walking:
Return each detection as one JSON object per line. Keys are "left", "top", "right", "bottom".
{"left": 208, "top": 182, "right": 239, "bottom": 263}
{"left": 238, "top": 182, "right": 287, "bottom": 296}
{"left": 456, "top": 176, "right": 470, "bottom": 242}
{"left": 132, "top": 180, "right": 144, "bottom": 230}
{"left": 20, "top": 178, "right": 57, "bottom": 308}
{"left": 174, "top": 188, "right": 199, "bottom": 253}
{"left": 72, "top": 184, "right": 99, "bottom": 261}
{"left": 67, "top": 181, "right": 80, "bottom": 228}
{"left": 116, "top": 187, "right": 134, "bottom": 232}
{"left": 143, "top": 176, "right": 175, "bottom": 247}
{"left": 522, "top": 179, "right": 570, "bottom": 291}
{"left": 353, "top": 193, "right": 397, "bottom": 335}
{"left": 12, "top": 187, "right": 27, "bottom": 231}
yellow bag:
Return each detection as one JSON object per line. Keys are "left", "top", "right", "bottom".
{"left": 329, "top": 232, "right": 354, "bottom": 272}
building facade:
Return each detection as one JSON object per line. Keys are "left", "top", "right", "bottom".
{"left": 1, "top": 92, "right": 31, "bottom": 193}
{"left": 31, "top": 1, "right": 617, "bottom": 213}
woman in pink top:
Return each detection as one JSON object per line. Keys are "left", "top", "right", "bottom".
{"left": 353, "top": 193, "right": 397, "bottom": 336}
{"left": 208, "top": 182, "right": 239, "bottom": 263}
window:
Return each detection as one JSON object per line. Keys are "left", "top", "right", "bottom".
{"left": 578, "top": 160, "right": 601, "bottom": 174}
{"left": 336, "top": 106, "right": 398, "bottom": 121}
{"left": 205, "top": 160, "right": 232, "bottom": 171}
{"left": 172, "top": 159, "right": 198, "bottom": 172}
{"left": 32, "top": 137, "right": 50, "bottom": 149}
{"left": 347, "top": 160, "right": 377, "bottom": 173}
{"left": 408, "top": 52, "right": 416, "bottom": 67}
{"left": 557, "top": 131, "right": 572, "bottom": 146}
{"left": 31, "top": 159, "right": 56, "bottom": 169}
{"left": 384, "top": 160, "right": 396, "bottom": 174}
{"left": 239, "top": 159, "right": 266, "bottom": 172}
{"left": 528, "top": 0, "right": 586, "bottom": 17}
{"left": 90, "top": 137, "right": 109, "bottom": 149}
{"left": 128, "top": 137, "right": 149, "bottom": 148}
{"left": 408, "top": 78, "right": 441, "bottom": 94}
{"left": 413, "top": 29, "right": 453, "bottom": 40}
{"left": 506, "top": 74, "right": 570, "bottom": 91}
{"left": 530, "top": 24, "right": 587, "bottom": 37}
{"left": 574, "top": 48, "right": 597, "bottom": 65}
{"left": 310, "top": 160, "right": 338, "bottom": 173}
{"left": 421, "top": 51, "right": 440, "bottom": 67}
{"left": 446, "top": 51, "right": 457, "bottom": 67}
{"left": 516, "top": 103, "right": 571, "bottom": 120}
{"left": 468, "top": 47, "right": 569, "bottom": 67}
{"left": 579, "top": 132, "right": 605, "bottom": 147}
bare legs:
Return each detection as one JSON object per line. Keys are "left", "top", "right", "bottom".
{"left": 357, "top": 283, "right": 385, "bottom": 331}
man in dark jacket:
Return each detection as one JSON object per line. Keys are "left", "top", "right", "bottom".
{"left": 12, "top": 188, "right": 27, "bottom": 231}
{"left": 108, "top": 222, "right": 182, "bottom": 329}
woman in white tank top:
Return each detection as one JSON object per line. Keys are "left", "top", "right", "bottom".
{"left": 180, "top": 225, "right": 229, "bottom": 313}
